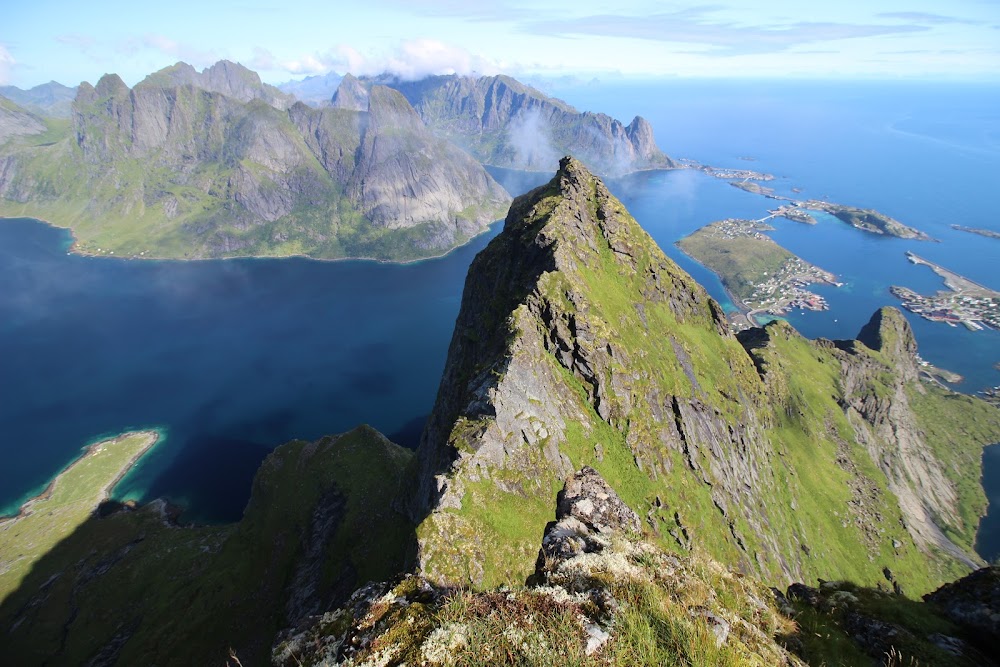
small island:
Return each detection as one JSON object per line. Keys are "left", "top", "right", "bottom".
{"left": 677, "top": 218, "right": 840, "bottom": 329}
{"left": 951, "top": 224, "right": 1000, "bottom": 240}
{"left": 720, "top": 177, "right": 935, "bottom": 240}
{"left": 678, "top": 158, "right": 775, "bottom": 182}
{"left": 729, "top": 180, "right": 781, "bottom": 198}
{"left": 801, "top": 201, "right": 936, "bottom": 240}
{"left": 890, "top": 252, "right": 1000, "bottom": 331}
{"left": 914, "top": 353, "right": 963, "bottom": 385}
{"left": 0, "top": 431, "right": 159, "bottom": 600}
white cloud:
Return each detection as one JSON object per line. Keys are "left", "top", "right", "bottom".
{"left": 257, "top": 39, "right": 503, "bottom": 80}
{"left": 141, "top": 33, "right": 217, "bottom": 68}
{"left": 381, "top": 39, "right": 502, "bottom": 79}
{"left": 0, "top": 45, "right": 15, "bottom": 85}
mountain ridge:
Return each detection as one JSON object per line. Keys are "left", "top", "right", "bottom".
{"left": 0, "top": 61, "right": 510, "bottom": 261}
{"left": 407, "top": 157, "right": 998, "bottom": 592}
{"left": 377, "top": 73, "right": 676, "bottom": 176}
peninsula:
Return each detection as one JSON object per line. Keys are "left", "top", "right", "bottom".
{"left": 0, "top": 431, "right": 159, "bottom": 602}
{"left": 890, "top": 252, "right": 1000, "bottom": 331}
{"left": 676, "top": 217, "right": 840, "bottom": 328}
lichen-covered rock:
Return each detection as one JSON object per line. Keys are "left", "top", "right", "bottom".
{"left": 534, "top": 467, "right": 642, "bottom": 576}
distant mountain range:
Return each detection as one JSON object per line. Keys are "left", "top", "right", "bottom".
{"left": 0, "top": 61, "right": 676, "bottom": 260}
{"left": 0, "top": 81, "right": 77, "bottom": 118}
{"left": 276, "top": 71, "right": 344, "bottom": 106}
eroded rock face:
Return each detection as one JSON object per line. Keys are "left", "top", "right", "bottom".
{"left": 330, "top": 74, "right": 369, "bottom": 112}
{"left": 0, "top": 97, "right": 46, "bottom": 143}
{"left": 838, "top": 308, "right": 973, "bottom": 566}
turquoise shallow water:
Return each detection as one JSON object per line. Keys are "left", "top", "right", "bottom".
{"left": 2, "top": 80, "right": 998, "bottom": 554}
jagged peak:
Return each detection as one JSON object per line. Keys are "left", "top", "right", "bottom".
{"left": 365, "top": 85, "right": 423, "bottom": 130}
{"left": 330, "top": 73, "right": 370, "bottom": 111}
{"left": 854, "top": 307, "right": 919, "bottom": 382}
{"left": 93, "top": 72, "right": 129, "bottom": 97}
{"left": 202, "top": 59, "right": 259, "bottom": 82}
{"left": 856, "top": 306, "right": 917, "bottom": 358}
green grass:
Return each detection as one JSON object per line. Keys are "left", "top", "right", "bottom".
{"left": 677, "top": 222, "right": 796, "bottom": 302}
{"left": 0, "top": 430, "right": 159, "bottom": 603}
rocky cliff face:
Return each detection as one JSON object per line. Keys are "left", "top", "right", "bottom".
{"left": 837, "top": 308, "right": 974, "bottom": 566}
{"left": 0, "top": 61, "right": 510, "bottom": 260}
{"left": 382, "top": 74, "right": 676, "bottom": 176}
{"left": 329, "top": 73, "right": 368, "bottom": 112}
{"left": 409, "top": 157, "right": 1000, "bottom": 593}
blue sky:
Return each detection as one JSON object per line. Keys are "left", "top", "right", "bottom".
{"left": 2, "top": 0, "right": 999, "bottom": 87}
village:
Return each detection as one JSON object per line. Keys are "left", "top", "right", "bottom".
{"left": 890, "top": 253, "right": 1000, "bottom": 332}
{"left": 686, "top": 218, "right": 841, "bottom": 329}
{"left": 745, "top": 255, "right": 838, "bottom": 319}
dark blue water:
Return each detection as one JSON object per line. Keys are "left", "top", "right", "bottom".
{"left": 0, "top": 219, "right": 501, "bottom": 522}
{"left": 2, "top": 80, "right": 998, "bottom": 552}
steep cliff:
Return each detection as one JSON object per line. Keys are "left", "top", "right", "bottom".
{"left": 408, "top": 157, "right": 1000, "bottom": 592}
{"left": 0, "top": 61, "right": 510, "bottom": 260}
{"left": 380, "top": 74, "right": 676, "bottom": 176}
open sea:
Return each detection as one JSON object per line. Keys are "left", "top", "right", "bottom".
{"left": 2, "top": 79, "right": 999, "bottom": 556}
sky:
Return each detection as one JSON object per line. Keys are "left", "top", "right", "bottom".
{"left": 2, "top": 0, "right": 999, "bottom": 88}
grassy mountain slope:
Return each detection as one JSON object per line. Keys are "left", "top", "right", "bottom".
{"left": 409, "top": 157, "right": 1000, "bottom": 594}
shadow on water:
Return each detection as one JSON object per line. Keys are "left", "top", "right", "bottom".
{"left": 388, "top": 415, "right": 428, "bottom": 450}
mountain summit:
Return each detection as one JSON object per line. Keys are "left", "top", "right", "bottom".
{"left": 408, "top": 156, "right": 997, "bottom": 590}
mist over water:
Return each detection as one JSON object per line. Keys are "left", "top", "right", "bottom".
{"left": 2, "top": 80, "right": 998, "bottom": 545}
